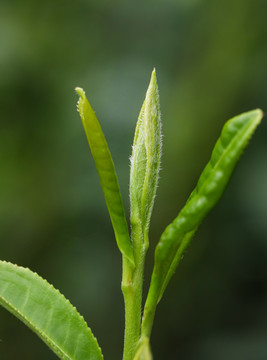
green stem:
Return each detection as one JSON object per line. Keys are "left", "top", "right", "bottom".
{"left": 140, "top": 294, "right": 157, "bottom": 341}
{"left": 122, "top": 218, "right": 146, "bottom": 360}
{"left": 141, "top": 231, "right": 195, "bottom": 341}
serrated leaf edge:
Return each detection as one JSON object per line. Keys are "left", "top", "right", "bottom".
{"left": 0, "top": 260, "right": 103, "bottom": 360}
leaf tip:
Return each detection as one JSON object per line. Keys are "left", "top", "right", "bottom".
{"left": 150, "top": 68, "right": 157, "bottom": 88}
{"left": 255, "top": 108, "right": 264, "bottom": 121}
{"left": 75, "top": 87, "right": 86, "bottom": 116}
{"left": 75, "top": 87, "right": 85, "bottom": 98}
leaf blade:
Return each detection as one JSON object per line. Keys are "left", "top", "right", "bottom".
{"left": 142, "top": 109, "right": 263, "bottom": 337}
{"left": 130, "top": 69, "right": 161, "bottom": 247}
{"left": 0, "top": 261, "right": 103, "bottom": 360}
{"left": 75, "top": 88, "right": 134, "bottom": 266}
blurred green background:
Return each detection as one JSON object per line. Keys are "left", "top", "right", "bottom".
{"left": 0, "top": 0, "right": 267, "bottom": 359}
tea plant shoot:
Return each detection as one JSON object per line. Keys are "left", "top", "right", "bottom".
{"left": 0, "top": 69, "right": 263, "bottom": 360}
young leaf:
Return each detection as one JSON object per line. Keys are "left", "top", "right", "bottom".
{"left": 130, "top": 69, "right": 161, "bottom": 247}
{"left": 75, "top": 88, "right": 135, "bottom": 267}
{"left": 142, "top": 109, "right": 263, "bottom": 337}
{"left": 0, "top": 261, "right": 103, "bottom": 360}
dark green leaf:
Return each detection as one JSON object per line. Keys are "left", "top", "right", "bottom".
{"left": 0, "top": 261, "right": 103, "bottom": 360}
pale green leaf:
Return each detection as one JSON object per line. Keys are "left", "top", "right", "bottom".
{"left": 142, "top": 109, "right": 263, "bottom": 338}
{"left": 130, "top": 69, "right": 161, "bottom": 247}
{"left": 75, "top": 88, "right": 134, "bottom": 266}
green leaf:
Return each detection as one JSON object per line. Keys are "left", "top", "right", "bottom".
{"left": 0, "top": 261, "right": 103, "bottom": 360}
{"left": 142, "top": 109, "right": 263, "bottom": 337}
{"left": 130, "top": 69, "right": 161, "bottom": 247}
{"left": 75, "top": 88, "right": 135, "bottom": 267}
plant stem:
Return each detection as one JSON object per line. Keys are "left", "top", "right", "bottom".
{"left": 141, "top": 230, "right": 195, "bottom": 342}
{"left": 122, "top": 218, "right": 146, "bottom": 360}
{"left": 140, "top": 298, "right": 157, "bottom": 340}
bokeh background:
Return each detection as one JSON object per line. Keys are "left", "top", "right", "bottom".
{"left": 0, "top": 0, "right": 267, "bottom": 359}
